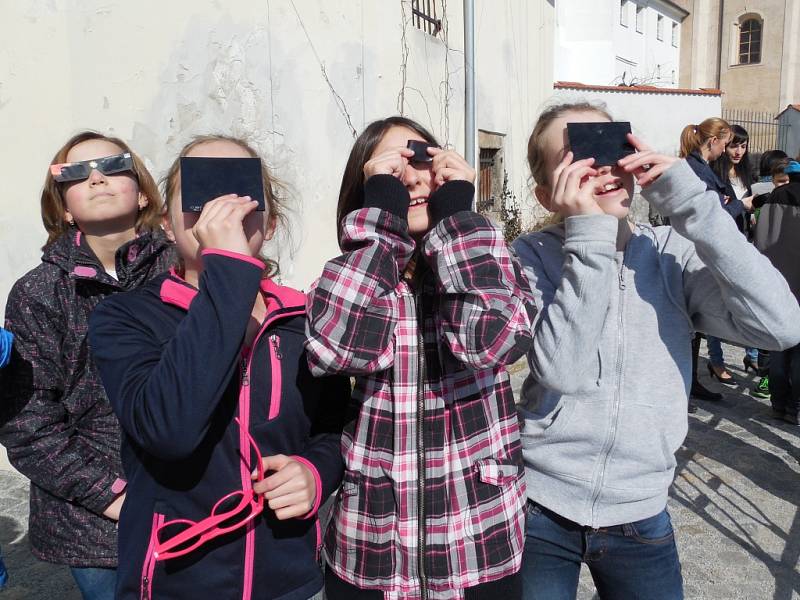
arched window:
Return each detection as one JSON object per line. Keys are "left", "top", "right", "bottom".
{"left": 738, "top": 18, "right": 762, "bottom": 64}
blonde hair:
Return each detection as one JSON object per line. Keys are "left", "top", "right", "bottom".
{"left": 41, "top": 131, "right": 163, "bottom": 249}
{"left": 527, "top": 102, "right": 613, "bottom": 189}
{"left": 161, "top": 134, "right": 287, "bottom": 278}
{"left": 679, "top": 118, "right": 731, "bottom": 158}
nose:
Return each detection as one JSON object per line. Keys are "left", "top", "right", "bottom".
{"left": 402, "top": 163, "right": 420, "bottom": 189}
{"left": 87, "top": 168, "right": 106, "bottom": 185}
{"left": 596, "top": 165, "right": 612, "bottom": 176}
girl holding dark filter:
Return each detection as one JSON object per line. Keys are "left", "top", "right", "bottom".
{"left": 514, "top": 102, "right": 800, "bottom": 600}
{"left": 306, "top": 116, "right": 534, "bottom": 599}
{"left": 0, "top": 131, "right": 174, "bottom": 600}
{"left": 88, "top": 135, "right": 349, "bottom": 600}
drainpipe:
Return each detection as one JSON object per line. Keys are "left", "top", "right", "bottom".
{"left": 464, "top": 0, "right": 476, "bottom": 169}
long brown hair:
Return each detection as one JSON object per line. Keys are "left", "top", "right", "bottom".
{"left": 679, "top": 117, "right": 731, "bottom": 158}
{"left": 41, "top": 131, "right": 162, "bottom": 249}
{"left": 161, "top": 134, "right": 287, "bottom": 278}
{"left": 336, "top": 116, "right": 439, "bottom": 248}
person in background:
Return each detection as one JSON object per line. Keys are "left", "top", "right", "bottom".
{"left": 753, "top": 160, "right": 800, "bottom": 425}
{"left": 750, "top": 156, "right": 792, "bottom": 400}
{"left": 680, "top": 118, "right": 735, "bottom": 399}
{"left": 711, "top": 124, "right": 755, "bottom": 233}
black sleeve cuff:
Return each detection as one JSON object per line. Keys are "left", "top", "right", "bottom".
{"left": 428, "top": 180, "right": 475, "bottom": 224}
{"left": 363, "top": 175, "right": 410, "bottom": 221}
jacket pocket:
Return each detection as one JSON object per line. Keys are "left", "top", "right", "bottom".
{"left": 465, "top": 458, "right": 525, "bottom": 553}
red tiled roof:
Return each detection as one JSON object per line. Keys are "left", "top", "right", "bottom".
{"left": 554, "top": 81, "right": 722, "bottom": 96}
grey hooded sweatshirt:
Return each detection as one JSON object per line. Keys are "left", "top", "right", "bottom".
{"left": 512, "top": 159, "right": 800, "bottom": 528}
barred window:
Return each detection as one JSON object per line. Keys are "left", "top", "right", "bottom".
{"left": 738, "top": 18, "right": 762, "bottom": 64}
{"left": 411, "top": 0, "right": 442, "bottom": 36}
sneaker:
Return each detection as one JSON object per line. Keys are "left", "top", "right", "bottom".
{"left": 691, "top": 382, "right": 723, "bottom": 401}
{"left": 752, "top": 376, "right": 771, "bottom": 399}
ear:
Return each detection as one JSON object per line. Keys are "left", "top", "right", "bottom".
{"left": 64, "top": 209, "right": 75, "bottom": 226}
{"left": 264, "top": 214, "right": 278, "bottom": 242}
{"left": 161, "top": 212, "right": 176, "bottom": 243}
{"left": 534, "top": 185, "right": 555, "bottom": 213}
{"left": 138, "top": 192, "right": 149, "bottom": 211}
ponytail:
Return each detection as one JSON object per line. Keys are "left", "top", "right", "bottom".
{"left": 679, "top": 118, "right": 731, "bottom": 158}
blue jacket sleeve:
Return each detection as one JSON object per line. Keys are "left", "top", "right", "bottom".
{"left": 89, "top": 254, "right": 263, "bottom": 461}
{"left": 293, "top": 371, "right": 350, "bottom": 518}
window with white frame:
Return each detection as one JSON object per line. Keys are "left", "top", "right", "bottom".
{"left": 672, "top": 22, "right": 679, "bottom": 46}
{"left": 657, "top": 15, "right": 664, "bottom": 40}
{"left": 620, "top": 0, "right": 629, "bottom": 27}
{"left": 738, "top": 17, "right": 762, "bottom": 64}
{"left": 636, "top": 5, "right": 645, "bottom": 33}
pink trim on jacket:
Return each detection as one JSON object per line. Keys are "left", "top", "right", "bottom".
{"left": 290, "top": 456, "right": 322, "bottom": 519}
{"left": 201, "top": 248, "right": 265, "bottom": 270}
{"left": 111, "top": 478, "right": 127, "bottom": 495}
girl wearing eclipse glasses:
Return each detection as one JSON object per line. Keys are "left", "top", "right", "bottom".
{"left": 0, "top": 131, "right": 174, "bottom": 600}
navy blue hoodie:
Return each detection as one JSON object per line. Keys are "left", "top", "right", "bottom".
{"left": 89, "top": 250, "right": 349, "bottom": 600}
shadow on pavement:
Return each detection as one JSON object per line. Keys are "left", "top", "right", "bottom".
{"left": 673, "top": 359, "right": 800, "bottom": 600}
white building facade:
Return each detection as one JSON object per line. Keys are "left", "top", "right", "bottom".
{"left": 555, "top": 0, "right": 688, "bottom": 87}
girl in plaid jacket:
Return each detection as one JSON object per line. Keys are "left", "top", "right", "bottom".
{"left": 306, "top": 117, "right": 535, "bottom": 600}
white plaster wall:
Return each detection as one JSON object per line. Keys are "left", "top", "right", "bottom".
{"left": 475, "top": 0, "right": 555, "bottom": 229}
{"left": 551, "top": 87, "right": 722, "bottom": 158}
{"left": 0, "top": 0, "right": 475, "bottom": 315}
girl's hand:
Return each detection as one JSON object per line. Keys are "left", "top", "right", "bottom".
{"left": 191, "top": 194, "right": 258, "bottom": 255}
{"left": 252, "top": 455, "right": 316, "bottom": 520}
{"left": 549, "top": 151, "right": 603, "bottom": 217}
{"left": 363, "top": 147, "right": 416, "bottom": 180}
{"left": 428, "top": 147, "right": 476, "bottom": 188}
{"left": 103, "top": 492, "right": 125, "bottom": 522}
{"left": 618, "top": 134, "right": 678, "bottom": 188}
{"left": 741, "top": 195, "right": 754, "bottom": 211}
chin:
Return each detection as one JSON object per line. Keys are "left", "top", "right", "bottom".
{"left": 595, "top": 190, "right": 631, "bottom": 219}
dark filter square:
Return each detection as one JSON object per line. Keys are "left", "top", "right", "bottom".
{"left": 180, "top": 157, "right": 265, "bottom": 212}
{"left": 566, "top": 122, "right": 635, "bottom": 166}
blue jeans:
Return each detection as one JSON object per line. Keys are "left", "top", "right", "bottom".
{"left": 707, "top": 336, "right": 724, "bottom": 367}
{"left": 522, "top": 502, "right": 683, "bottom": 600}
{"left": 0, "top": 545, "right": 8, "bottom": 589}
{"left": 70, "top": 567, "right": 117, "bottom": 600}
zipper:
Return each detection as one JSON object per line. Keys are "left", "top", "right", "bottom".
{"left": 237, "top": 308, "right": 302, "bottom": 600}
{"left": 141, "top": 513, "right": 164, "bottom": 600}
{"left": 414, "top": 290, "right": 428, "bottom": 600}
{"left": 267, "top": 334, "right": 283, "bottom": 420}
{"left": 589, "top": 252, "right": 628, "bottom": 525}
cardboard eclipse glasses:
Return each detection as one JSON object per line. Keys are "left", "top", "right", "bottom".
{"left": 50, "top": 153, "right": 135, "bottom": 183}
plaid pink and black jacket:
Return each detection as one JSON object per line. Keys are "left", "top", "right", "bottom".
{"left": 306, "top": 175, "right": 535, "bottom": 599}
